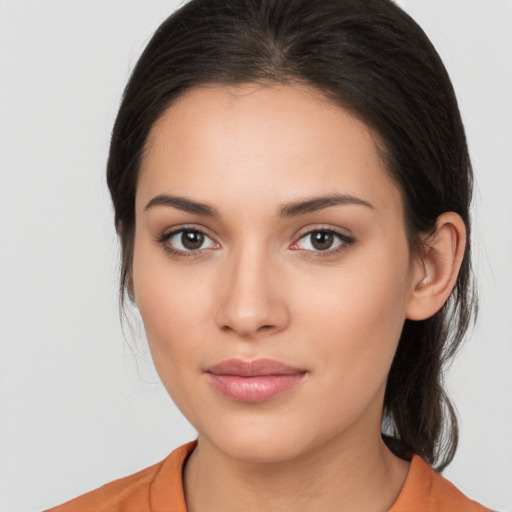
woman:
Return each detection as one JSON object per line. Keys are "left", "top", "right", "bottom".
{"left": 48, "top": 0, "right": 491, "bottom": 510}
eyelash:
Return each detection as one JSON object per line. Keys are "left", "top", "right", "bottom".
{"left": 291, "top": 228, "right": 356, "bottom": 258}
{"left": 157, "top": 226, "right": 218, "bottom": 259}
{"left": 157, "top": 226, "right": 356, "bottom": 259}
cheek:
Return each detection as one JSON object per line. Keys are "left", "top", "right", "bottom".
{"left": 131, "top": 241, "right": 214, "bottom": 384}
{"left": 134, "top": 275, "right": 211, "bottom": 421}
{"left": 136, "top": 277, "right": 210, "bottom": 356}
{"left": 293, "top": 244, "right": 412, "bottom": 382}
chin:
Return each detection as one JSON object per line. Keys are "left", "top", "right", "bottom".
{"left": 209, "top": 433, "right": 310, "bottom": 464}
{"left": 196, "top": 413, "right": 338, "bottom": 465}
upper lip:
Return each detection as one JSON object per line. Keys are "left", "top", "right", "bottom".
{"left": 206, "top": 358, "right": 306, "bottom": 377}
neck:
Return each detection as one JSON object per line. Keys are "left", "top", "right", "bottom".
{"left": 184, "top": 427, "right": 409, "bottom": 512}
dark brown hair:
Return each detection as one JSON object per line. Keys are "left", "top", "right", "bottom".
{"left": 107, "top": 0, "right": 475, "bottom": 471}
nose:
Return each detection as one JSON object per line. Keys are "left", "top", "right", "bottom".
{"left": 215, "top": 244, "right": 290, "bottom": 338}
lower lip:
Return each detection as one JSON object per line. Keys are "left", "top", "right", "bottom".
{"left": 207, "top": 373, "right": 306, "bottom": 403}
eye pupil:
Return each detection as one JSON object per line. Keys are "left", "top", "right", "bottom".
{"left": 311, "top": 231, "right": 334, "bottom": 250}
{"left": 182, "top": 230, "right": 204, "bottom": 250}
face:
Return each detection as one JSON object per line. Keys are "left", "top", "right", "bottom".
{"left": 133, "top": 84, "right": 421, "bottom": 463}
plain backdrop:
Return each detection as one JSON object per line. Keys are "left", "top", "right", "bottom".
{"left": 0, "top": 1, "right": 511, "bottom": 511}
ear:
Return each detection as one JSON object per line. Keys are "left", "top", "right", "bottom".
{"left": 406, "top": 212, "right": 466, "bottom": 321}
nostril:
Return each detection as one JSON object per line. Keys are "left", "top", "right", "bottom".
{"left": 257, "top": 324, "right": 276, "bottom": 333}
{"left": 214, "top": 287, "right": 290, "bottom": 337}
{"left": 219, "top": 323, "right": 275, "bottom": 337}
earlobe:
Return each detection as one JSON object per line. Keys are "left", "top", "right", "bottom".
{"left": 406, "top": 212, "right": 466, "bottom": 321}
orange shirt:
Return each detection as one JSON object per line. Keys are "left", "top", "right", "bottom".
{"left": 46, "top": 441, "right": 491, "bottom": 512}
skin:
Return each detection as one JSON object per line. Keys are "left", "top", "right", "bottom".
{"left": 132, "top": 84, "right": 465, "bottom": 512}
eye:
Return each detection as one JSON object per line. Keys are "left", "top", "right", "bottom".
{"left": 161, "top": 228, "right": 218, "bottom": 253}
{"left": 292, "top": 229, "right": 353, "bottom": 253}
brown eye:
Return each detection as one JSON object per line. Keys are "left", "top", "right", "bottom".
{"left": 292, "top": 229, "right": 353, "bottom": 254}
{"left": 182, "top": 230, "right": 204, "bottom": 250}
{"left": 163, "top": 228, "right": 218, "bottom": 253}
{"left": 310, "top": 231, "right": 334, "bottom": 251}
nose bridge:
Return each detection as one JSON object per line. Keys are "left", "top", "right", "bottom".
{"left": 215, "top": 238, "right": 288, "bottom": 337}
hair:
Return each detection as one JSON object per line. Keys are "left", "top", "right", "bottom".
{"left": 106, "top": 0, "right": 476, "bottom": 471}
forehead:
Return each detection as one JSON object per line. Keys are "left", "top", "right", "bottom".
{"left": 137, "top": 83, "right": 402, "bottom": 217}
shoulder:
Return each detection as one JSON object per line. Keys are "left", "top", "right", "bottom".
{"left": 45, "top": 441, "right": 196, "bottom": 512}
{"left": 390, "top": 455, "right": 492, "bottom": 512}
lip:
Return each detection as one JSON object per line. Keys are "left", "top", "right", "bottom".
{"left": 206, "top": 358, "right": 307, "bottom": 403}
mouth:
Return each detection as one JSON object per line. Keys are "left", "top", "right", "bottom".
{"left": 205, "top": 358, "right": 307, "bottom": 403}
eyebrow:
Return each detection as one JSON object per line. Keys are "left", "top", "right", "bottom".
{"left": 279, "top": 194, "right": 374, "bottom": 217}
{"left": 144, "top": 194, "right": 219, "bottom": 217}
{"left": 144, "top": 192, "right": 374, "bottom": 218}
